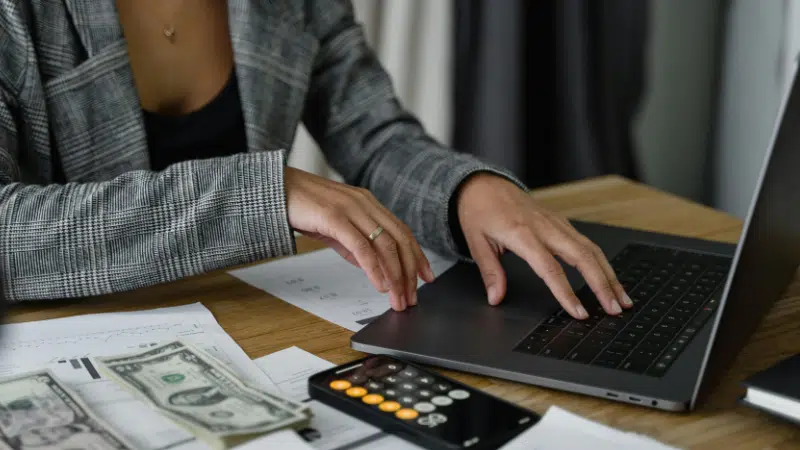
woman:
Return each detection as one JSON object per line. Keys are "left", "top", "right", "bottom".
{"left": 0, "top": 0, "right": 631, "bottom": 318}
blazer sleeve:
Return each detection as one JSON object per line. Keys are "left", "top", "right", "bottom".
{"left": 301, "top": 0, "right": 528, "bottom": 260}
{"left": 0, "top": 92, "right": 295, "bottom": 303}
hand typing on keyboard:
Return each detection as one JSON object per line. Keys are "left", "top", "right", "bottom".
{"left": 514, "top": 244, "right": 731, "bottom": 376}
{"left": 456, "top": 174, "right": 633, "bottom": 320}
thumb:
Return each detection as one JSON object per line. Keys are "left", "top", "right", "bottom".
{"left": 467, "top": 234, "right": 507, "bottom": 305}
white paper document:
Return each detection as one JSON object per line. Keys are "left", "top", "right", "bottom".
{"left": 0, "top": 303, "right": 278, "bottom": 450}
{"left": 502, "top": 406, "right": 681, "bottom": 450}
{"left": 232, "top": 429, "right": 315, "bottom": 450}
{"left": 229, "top": 248, "right": 456, "bottom": 332}
{"left": 253, "top": 347, "right": 422, "bottom": 450}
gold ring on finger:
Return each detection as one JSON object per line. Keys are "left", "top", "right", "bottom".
{"left": 368, "top": 226, "right": 384, "bottom": 241}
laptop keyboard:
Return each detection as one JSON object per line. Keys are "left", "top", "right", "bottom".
{"left": 513, "top": 243, "right": 731, "bottom": 377}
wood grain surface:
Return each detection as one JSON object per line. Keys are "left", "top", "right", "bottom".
{"left": 7, "top": 175, "right": 800, "bottom": 449}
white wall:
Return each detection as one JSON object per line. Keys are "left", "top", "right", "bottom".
{"left": 712, "top": 0, "right": 800, "bottom": 218}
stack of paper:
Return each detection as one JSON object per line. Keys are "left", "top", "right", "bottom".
{"left": 229, "top": 248, "right": 456, "bottom": 332}
{"left": 0, "top": 303, "right": 287, "bottom": 450}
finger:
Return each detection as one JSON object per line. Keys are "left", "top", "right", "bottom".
{"left": 373, "top": 220, "right": 419, "bottom": 307}
{"left": 323, "top": 214, "right": 391, "bottom": 302}
{"left": 542, "top": 222, "right": 622, "bottom": 315}
{"left": 347, "top": 212, "right": 408, "bottom": 312}
{"left": 360, "top": 192, "right": 434, "bottom": 283}
{"left": 503, "top": 229, "right": 588, "bottom": 320}
{"left": 556, "top": 221, "right": 632, "bottom": 309}
{"left": 466, "top": 232, "right": 506, "bottom": 305}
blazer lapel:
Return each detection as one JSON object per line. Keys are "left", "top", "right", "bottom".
{"left": 63, "top": 0, "right": 126, "bottom": 58}
{"left": 227, "top": 0, "right": 319, "bottom": 154}
{"left": 52, "top": 0, "right": 150, "bottom": 182}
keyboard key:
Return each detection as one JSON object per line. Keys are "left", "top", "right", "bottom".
{"left": 647, "top": 360, "right": 671, "bottom": 376}
{"left": 567, "top": 343, "right": 604, "bottom": 364}
{"left": 564, "top": 329, "right": 587, "bottom": 338}
{"left": 620, "top": 357, "right": 652, "bottom": 374}
{"left": 637, "top": 314, "right": 658, "bottom": 324}
{"left": 674, "top": 335, "right": 690, "bottom": 348}
{"left": 672, "top": 306, "right": 697, "bottom": 317}
{"left": 593, "top": 350, "right": 626, "bottom": 368}
{"left": 627, "top": 322, "right": 654, "bottom": 333}
{"left": 583, "top": 333, "right": 611, "bottom": 347}
{"left": 540, "top": 336, "right": 582, "bottom": 359}
{"left": 532, "top": 325, "right": 562, "bottom": 339}
{"left": 659, "top": 350, "right": 679, "bottom": 364}
{"left": 662, "top": 314, "right": 684, "bottom": 326}
{"left": 651, "top": 299, "right": 672, "bottom": 310}
{"left": 616, "top": 329, "right": 645, "bottom": 342}
{"left": 598, "top": 317, "right": 625, "bottom": 331}
{"left": 568, "top": 321, "right": 595, "bottom": 331}
{"left": 544, "top": 316, "right": 569, "bottom": 328}
{"left": 593, "top": 328, "right": 616, "bottom": 338}
{"left": 632, "top": 349, "right": 661, "bottom": 361}
{"left": 638, "top": 338, "right": 668, "bottom": 352}
{"left": 655, "top": 323, "right": 679, "bottom": 335}
{"left": 602, "top": 348, "right": 630, "bottom": 359}
{"left": 648, "top": 330, "right": 671, "bottom": 340}
{"left": 593, "top": 357, "right": 623, "bottom": 369}
{"left": 608, "top": 341, "right": 635, "bottom": 352}
{"left": 684, "top": 293, "right": 705, "bottom": 304}
{"left": 682, "top": 326, "right": 699, "bottom": 336}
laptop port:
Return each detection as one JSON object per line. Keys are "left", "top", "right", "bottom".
{"left": 606, "top": 392, "right": 618, "bottom": 398}
{"left": 628, "top": 396, "right": 641, "bottom": 402}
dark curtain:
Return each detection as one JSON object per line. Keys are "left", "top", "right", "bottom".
{"left": 452, "top": 0, "right": 649, "bottom": 188}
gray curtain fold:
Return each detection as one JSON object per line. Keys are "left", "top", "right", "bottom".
{"left": 452, "top": 0, "right": 649, "bottom": 188}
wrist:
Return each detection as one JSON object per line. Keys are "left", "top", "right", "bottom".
{"left": 456, "top": 173, "right": 514, "bottom": 219}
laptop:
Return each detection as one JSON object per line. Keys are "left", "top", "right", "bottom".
{"left": 351, "top": 71, "right": 800, "bottom": 412}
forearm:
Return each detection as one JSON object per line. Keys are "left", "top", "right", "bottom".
{"left": 0, "top": 151, "right": 295, "bottom": 302}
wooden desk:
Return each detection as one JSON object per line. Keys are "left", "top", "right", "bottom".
{"left": 8, "top": 176, "right": 800, "bottom": 449}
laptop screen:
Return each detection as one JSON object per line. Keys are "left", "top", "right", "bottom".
{"left": 692, "top": 68, "right": 800, "bottom": 407}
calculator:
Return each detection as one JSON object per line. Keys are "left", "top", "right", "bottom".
{"left": 308, "top": 355, "right": 537, "bottom": 450}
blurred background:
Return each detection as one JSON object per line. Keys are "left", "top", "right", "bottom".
{"left": 288, "top": 0, "right": 800, "bottom": 220}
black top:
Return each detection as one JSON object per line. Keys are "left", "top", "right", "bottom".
{"left": 144, "top": 71, "right": 247, "bottom": 171}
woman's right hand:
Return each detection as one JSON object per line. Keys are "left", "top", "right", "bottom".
{"left": 284, "top": 167, "right": 435, "bottom": 311}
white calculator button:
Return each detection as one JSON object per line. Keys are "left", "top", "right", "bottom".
{"left": 417, "top": 413, "right": 448, "bottom": 428}
{"left": 448, "top": 389, "right": 470, "bottom": 400}
{"left": 431, "top": 396, "right": 453, "bottom": 406}
{"left": 414, "top": 402, "right": 436, "bottom": 413}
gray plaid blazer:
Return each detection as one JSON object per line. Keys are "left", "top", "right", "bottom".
{"left": 0, "top": 0, "right": 522, "bottom": 303}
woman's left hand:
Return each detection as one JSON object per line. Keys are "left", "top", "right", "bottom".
{"left": 455, "top": 174, "right": 633, "bottom": 320}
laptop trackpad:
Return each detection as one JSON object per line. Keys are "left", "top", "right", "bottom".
{"left": 417, "top": 252, "right": 568, "bottom": 317}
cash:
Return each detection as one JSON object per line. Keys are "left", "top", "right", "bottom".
{"left": 96, "top": 341, "right": 311, "bottom": 450}
{"left": 0, "top": 370, "right": 134, "bottom": 450}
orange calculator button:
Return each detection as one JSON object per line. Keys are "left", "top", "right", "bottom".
{"left": 395, "top": 408, "right": 419, "bottom": 420}
{"left": 329, "top": 380, "right": 351, "bottom": 391}
{"left": 379, "top": 401, "right": 401, "bottom": 412}
{"left": 346, "top": 387, "right": 368, "bottom": 398}
{"left": 362, "top": 394, "right": 384, "bottom": 405}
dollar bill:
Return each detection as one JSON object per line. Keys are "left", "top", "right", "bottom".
{"left": 0, "top": 370, "right": 133, "bottom": 450}
{"left": 102, "top": 341, "right": 310, "bottom": 415}
{"left": 97, "top": 342, "right": 310, "bottom": 449}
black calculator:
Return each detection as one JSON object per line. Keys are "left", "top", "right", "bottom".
{"left": 308, "top": 355, "right": 537, "bottom": 450}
